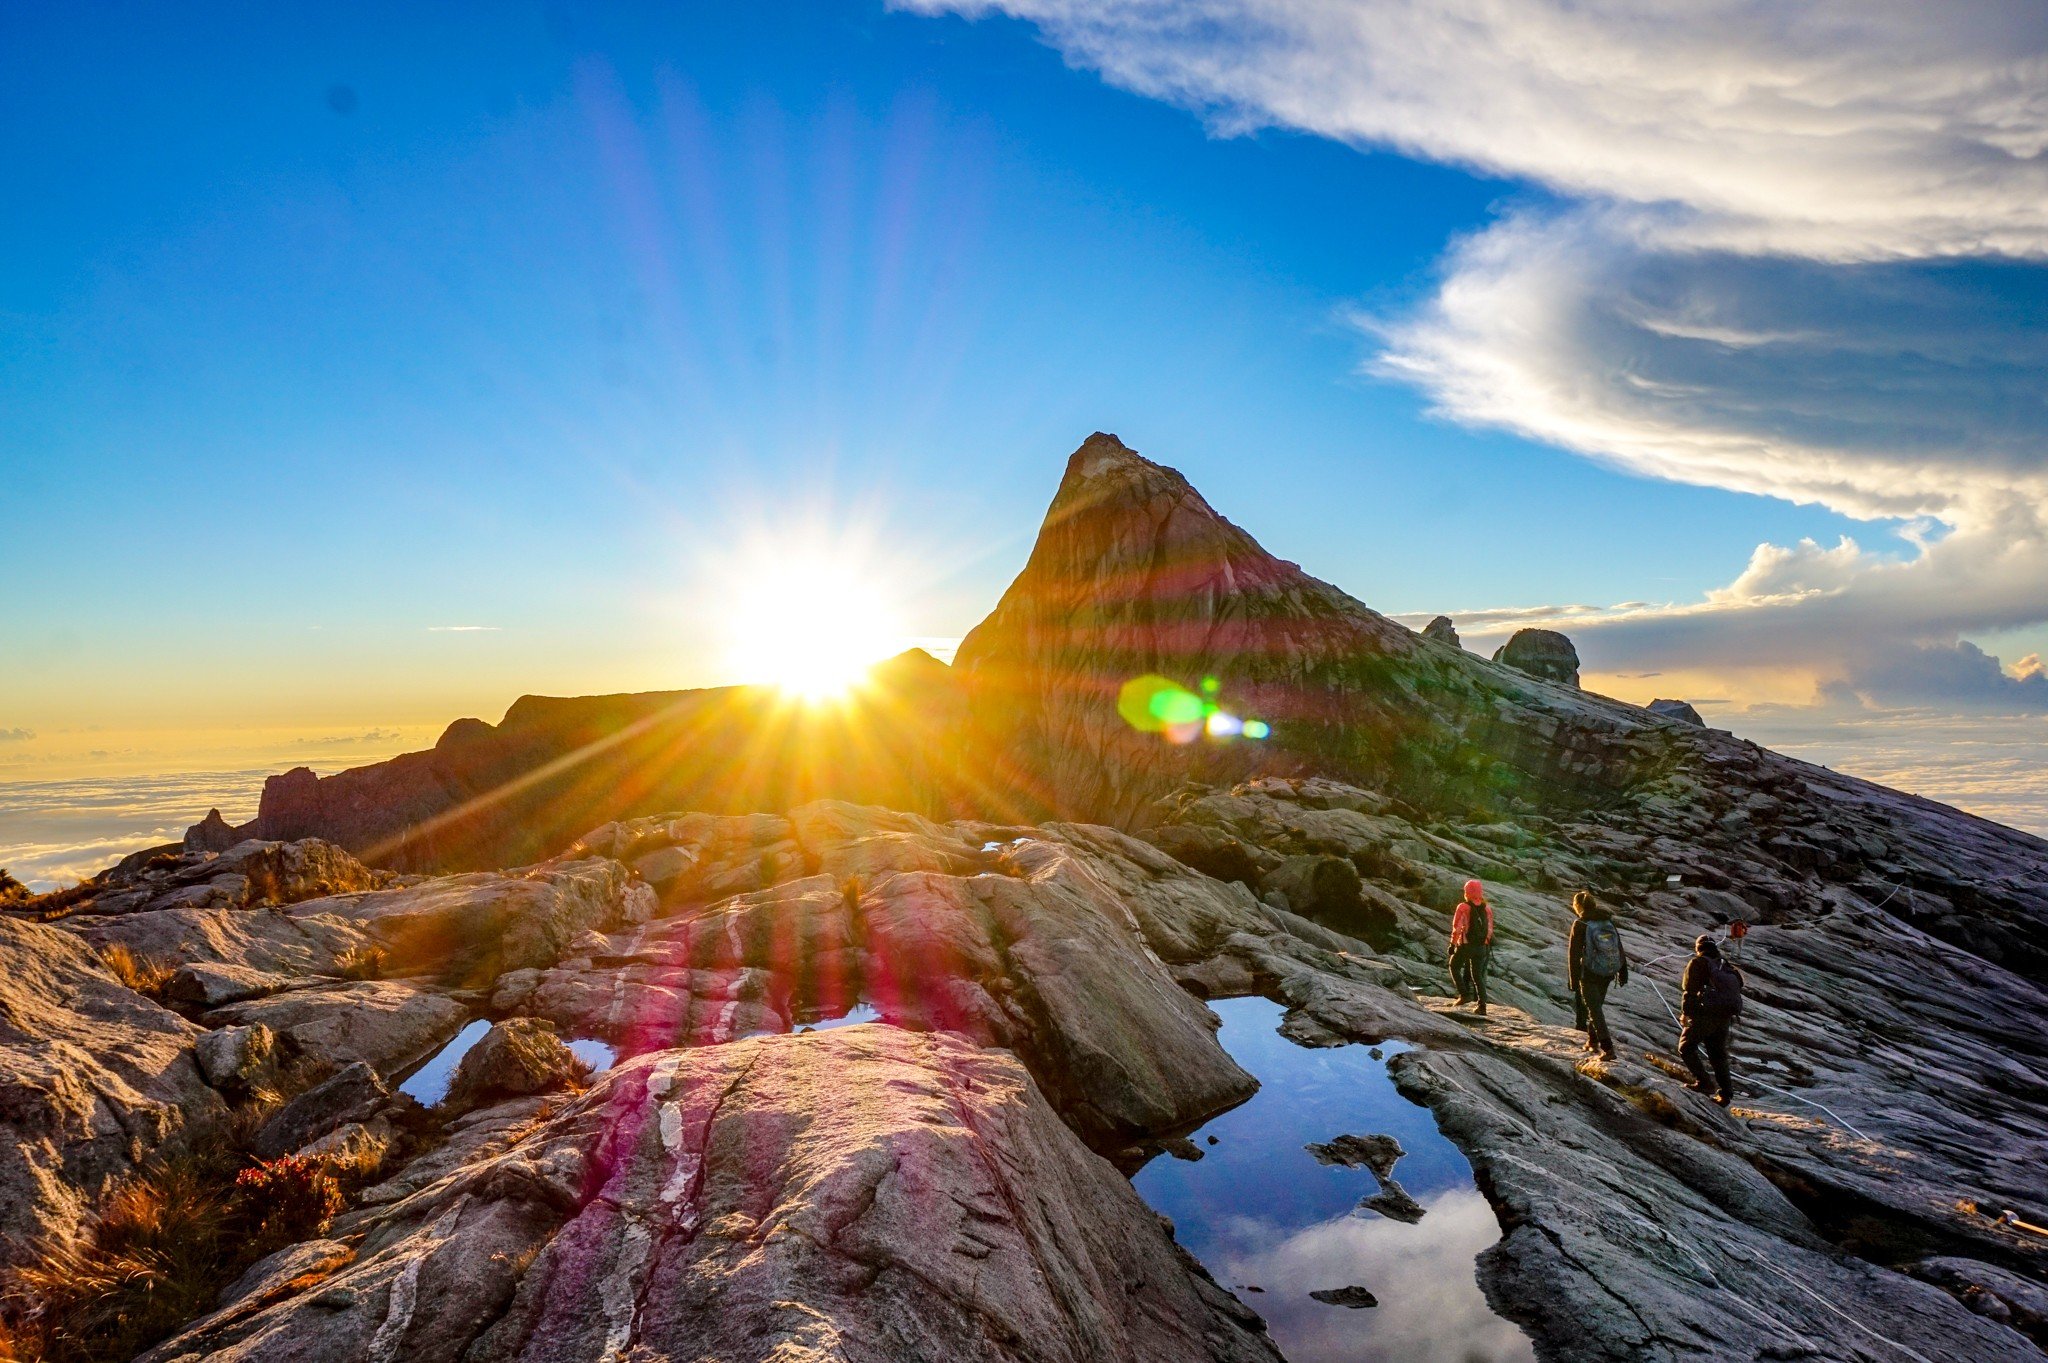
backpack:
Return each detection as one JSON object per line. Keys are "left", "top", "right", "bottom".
{"left": 1696, "top": 959, "right": 1744, "bottom": 1020}
{"left": 1582, "top": 920, "right": 1623, "bottom": 979}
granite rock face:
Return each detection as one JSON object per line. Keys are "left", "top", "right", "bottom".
{"left": 141, "top": 1029, "right": 1282, "bottom": 1363}
{"left": 0, "top": 918, "right": 228, "bottom": 1267}
{"left": 1421, "top": 614, "right": 1461, "bottom": 648}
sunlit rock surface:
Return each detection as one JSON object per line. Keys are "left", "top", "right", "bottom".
{"left": 8, "top": 434, "right": 2047, "bottom": 1361}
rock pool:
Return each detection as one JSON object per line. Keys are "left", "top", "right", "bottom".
{"left": 1133, "top": 996, "right": 1534, "bottom": 1363}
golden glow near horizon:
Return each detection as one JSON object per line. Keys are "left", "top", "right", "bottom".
{"left": 721, "top": 548, "right": 910, "bottom": 702}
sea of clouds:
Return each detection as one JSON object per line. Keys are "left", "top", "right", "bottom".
{"left": 0, "top": 769, "right": 271, "bottom": 890}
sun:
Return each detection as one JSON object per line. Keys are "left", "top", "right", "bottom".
{"left": 722, "top": 550, "right": 908, "bottom": 702}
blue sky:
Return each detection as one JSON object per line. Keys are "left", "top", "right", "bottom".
{"left": 3, "top": 1, "right": 2046, "bottom": 833}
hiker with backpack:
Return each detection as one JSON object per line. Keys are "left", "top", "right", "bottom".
{"left": 1449, "top": 878, "right": 1494, "bottom": 1016}
{"left": 1679, "top": 935, "right": 1743, "bottom": 1106}
{"left": 1566, "top": 890, "right": 1628, "bottom": 1059}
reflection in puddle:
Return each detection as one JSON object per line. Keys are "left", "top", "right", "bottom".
{"left": 397, "top": 1019, "right": 489, "bottom": 1106}
{"left": 567, "top": 1037, "right": 616, "bottom": 1073}
{"left": 1133, "top": 997, "right": 1533, "bottom": 1363}
{"left": 798, "top": 1001, "right": 882, "bottom": 1032}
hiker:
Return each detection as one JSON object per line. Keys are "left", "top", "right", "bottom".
{"left": 1449, "top": 878, "right": 1493, "bottom": 1015}
{"left": 1566, "top": 890, "right": 1628, "bottom": 1059}
{"left": 1679, "top": 934, "right": 1743, "bottom": 1106}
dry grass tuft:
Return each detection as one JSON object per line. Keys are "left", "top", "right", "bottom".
{"left": 333, "top": 944, "right": 388, "bottom": 981}
{"left": 1617, "top": 1083, "right": 1683, "bottom": 1127}
{"left": 1641, "top": 1051, "right": 1694, "bottom": 1082}
{"left": 97, "top": 945, "right": 174, "bottom": 1002}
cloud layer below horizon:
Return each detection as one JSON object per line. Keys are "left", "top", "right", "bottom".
{"left": 907, "top": 0, "right": 2048, "bottom": 717}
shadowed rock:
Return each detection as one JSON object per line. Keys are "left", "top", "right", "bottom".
{"left": 1647, "top": 697, "right": 1706, "bottom": 726}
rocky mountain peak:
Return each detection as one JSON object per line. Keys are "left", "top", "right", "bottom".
{"left": 955, "top": 434, "right": 1649, "bottom": 824}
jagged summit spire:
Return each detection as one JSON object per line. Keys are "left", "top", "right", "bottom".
{"left": 952, "top": 431, "right": 1663, "bottom": 824}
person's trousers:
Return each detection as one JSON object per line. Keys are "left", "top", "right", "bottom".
{"left": 1577, "top": 973, "right": 1615, "bottom": 1052}
{"left": 1679, "top": 1014, "right": 1734, "bottom": 1097}
{"left": 1449, "top": 943, "right": 1490, "bottom": 1007}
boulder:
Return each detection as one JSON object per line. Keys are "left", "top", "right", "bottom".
{"left": 195, "top": 1023, "right": 278, "bottom": 1094}
{"left": 251, "top": 1061, "right": 392, "bottom": 1161}
{"left": 1646, "top": 697, "right": 1705, "bottom": 726}
{"left": 143, "top": 1030, "right": 1282, "bottom": 1363}
{"left": 1260, "top": 854, "right": 1394, "bottom": 946}
{"left": 1422, "top": 615, "right": 1461, "bottom": 648}
{"left": 1491, "top": 628, "right": 1581, "bottom": 687}
{"left": 217, "top": 1239, "right": 354, "bottom": 1310}
{"left": 166, "top": 960, "right": 291, "bottom": 1008}
{"left": 289, "top": 858, "right": 635, "bottom": 984}
{"left": 68, "top": 837, "right": 384, "bottom": 919}
{"left": 67, "top": 901, "right": 379, "bottom": 982}
{"left": 442, "top": 1019, "right": 586, "bottom": 1113}
{"left": 208, "top": 980, "right": 467, "bottom": 1078}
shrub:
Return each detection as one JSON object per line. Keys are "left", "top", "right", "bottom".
{"left": 1, "top": 1151, "right": 344, "bottom": 1361}
{"left": 97, "top": 945, "right": 174, "bottom": 1002}
{"left": 233, "top": 1156, "right": 344, "bottom": 1256}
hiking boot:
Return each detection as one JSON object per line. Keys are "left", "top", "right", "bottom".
{"left": 1681, "top": 1080, "right": 1705, "bottom": 1092}
{"left": 1599, "top": 1047, "right": 1617, "bottom": 1061}
{"left": 1454, "top": 994, "right": 1471, "bottom": 1005}
{"left": 1474, "top": 1004, "right": 1488, "bottom": 1016}
{"left": 1712, "top": 1093, "right": 1731, "bottom": 1108}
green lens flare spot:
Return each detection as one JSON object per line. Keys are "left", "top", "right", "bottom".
{"left": 1243, "top": 720, "right": 1271, "bottom": 739}
{"left": 1200, "top": 676, "right": 1221, "bottom": 694}
{"left": 1118, "top": 674, "right": 1199, "bottom": 733}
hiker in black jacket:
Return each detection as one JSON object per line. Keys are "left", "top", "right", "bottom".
{"left": 1679, "top": 935, "right": 1743, "bottom": 1106}
{"left": 1566, "top": 890, "right": 1628, "bottom": 1059}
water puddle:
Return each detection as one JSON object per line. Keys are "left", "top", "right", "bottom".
{"left": 796, "top": 1001, "right": 883, "bottom": 1032}
{"left": 397, "top": 1019, "right": 490, "bottom": 1106}
{"left": 1133, "top": 996, "right": 1534, "bottom": 1363}
{"left": 401, "top": 1025, "right": 620, "bottom": 1106}
{"left": 567, "top": 1037, "right": 616, "bottom": 1073}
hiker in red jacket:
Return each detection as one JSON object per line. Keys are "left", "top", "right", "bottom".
{"left": 1449, "top": 879, "right": 1494, "bottom": 1015}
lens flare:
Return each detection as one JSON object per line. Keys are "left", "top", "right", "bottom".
{"left": 1118, "top": 674, "right": 1271, "bottom": 744}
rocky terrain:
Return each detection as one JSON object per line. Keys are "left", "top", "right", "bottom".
{"left": 4, "top": 434, "right": 2045, "bottom": 1361}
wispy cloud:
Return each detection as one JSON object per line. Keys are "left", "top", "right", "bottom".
{"left": 290, "top": 728, "right": 404, "bottom": 747}
{"left": 902, "top": 0, "right": 2048, "bottom": 261}
{"left": 425, "top": 625, "right": 501, "bottom": 632}
{"left": 0, "top": 728, "right": 34, "bottom": 743}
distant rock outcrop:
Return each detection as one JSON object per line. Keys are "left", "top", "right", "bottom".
{"left": 184, "top": 649, "right": 969, "bottom": 871}
{"left": 1491, "top": 627, "right": 1581, "bottom": 687}
{"left": 1422, "top": 615, "right": 1460, "bottom": 648}
{"left": 185, "top": 808, "right": 242, "bottom": 853}
{"left": 1648, "top": 697, "right": 1706, "bottom": 726}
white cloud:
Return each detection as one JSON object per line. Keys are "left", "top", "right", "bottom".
{"left": 0, "top": 728, "right": 33, "bottom": 742}
{"left": 904, "top": 0, "right": 2048, "bottom": 261}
